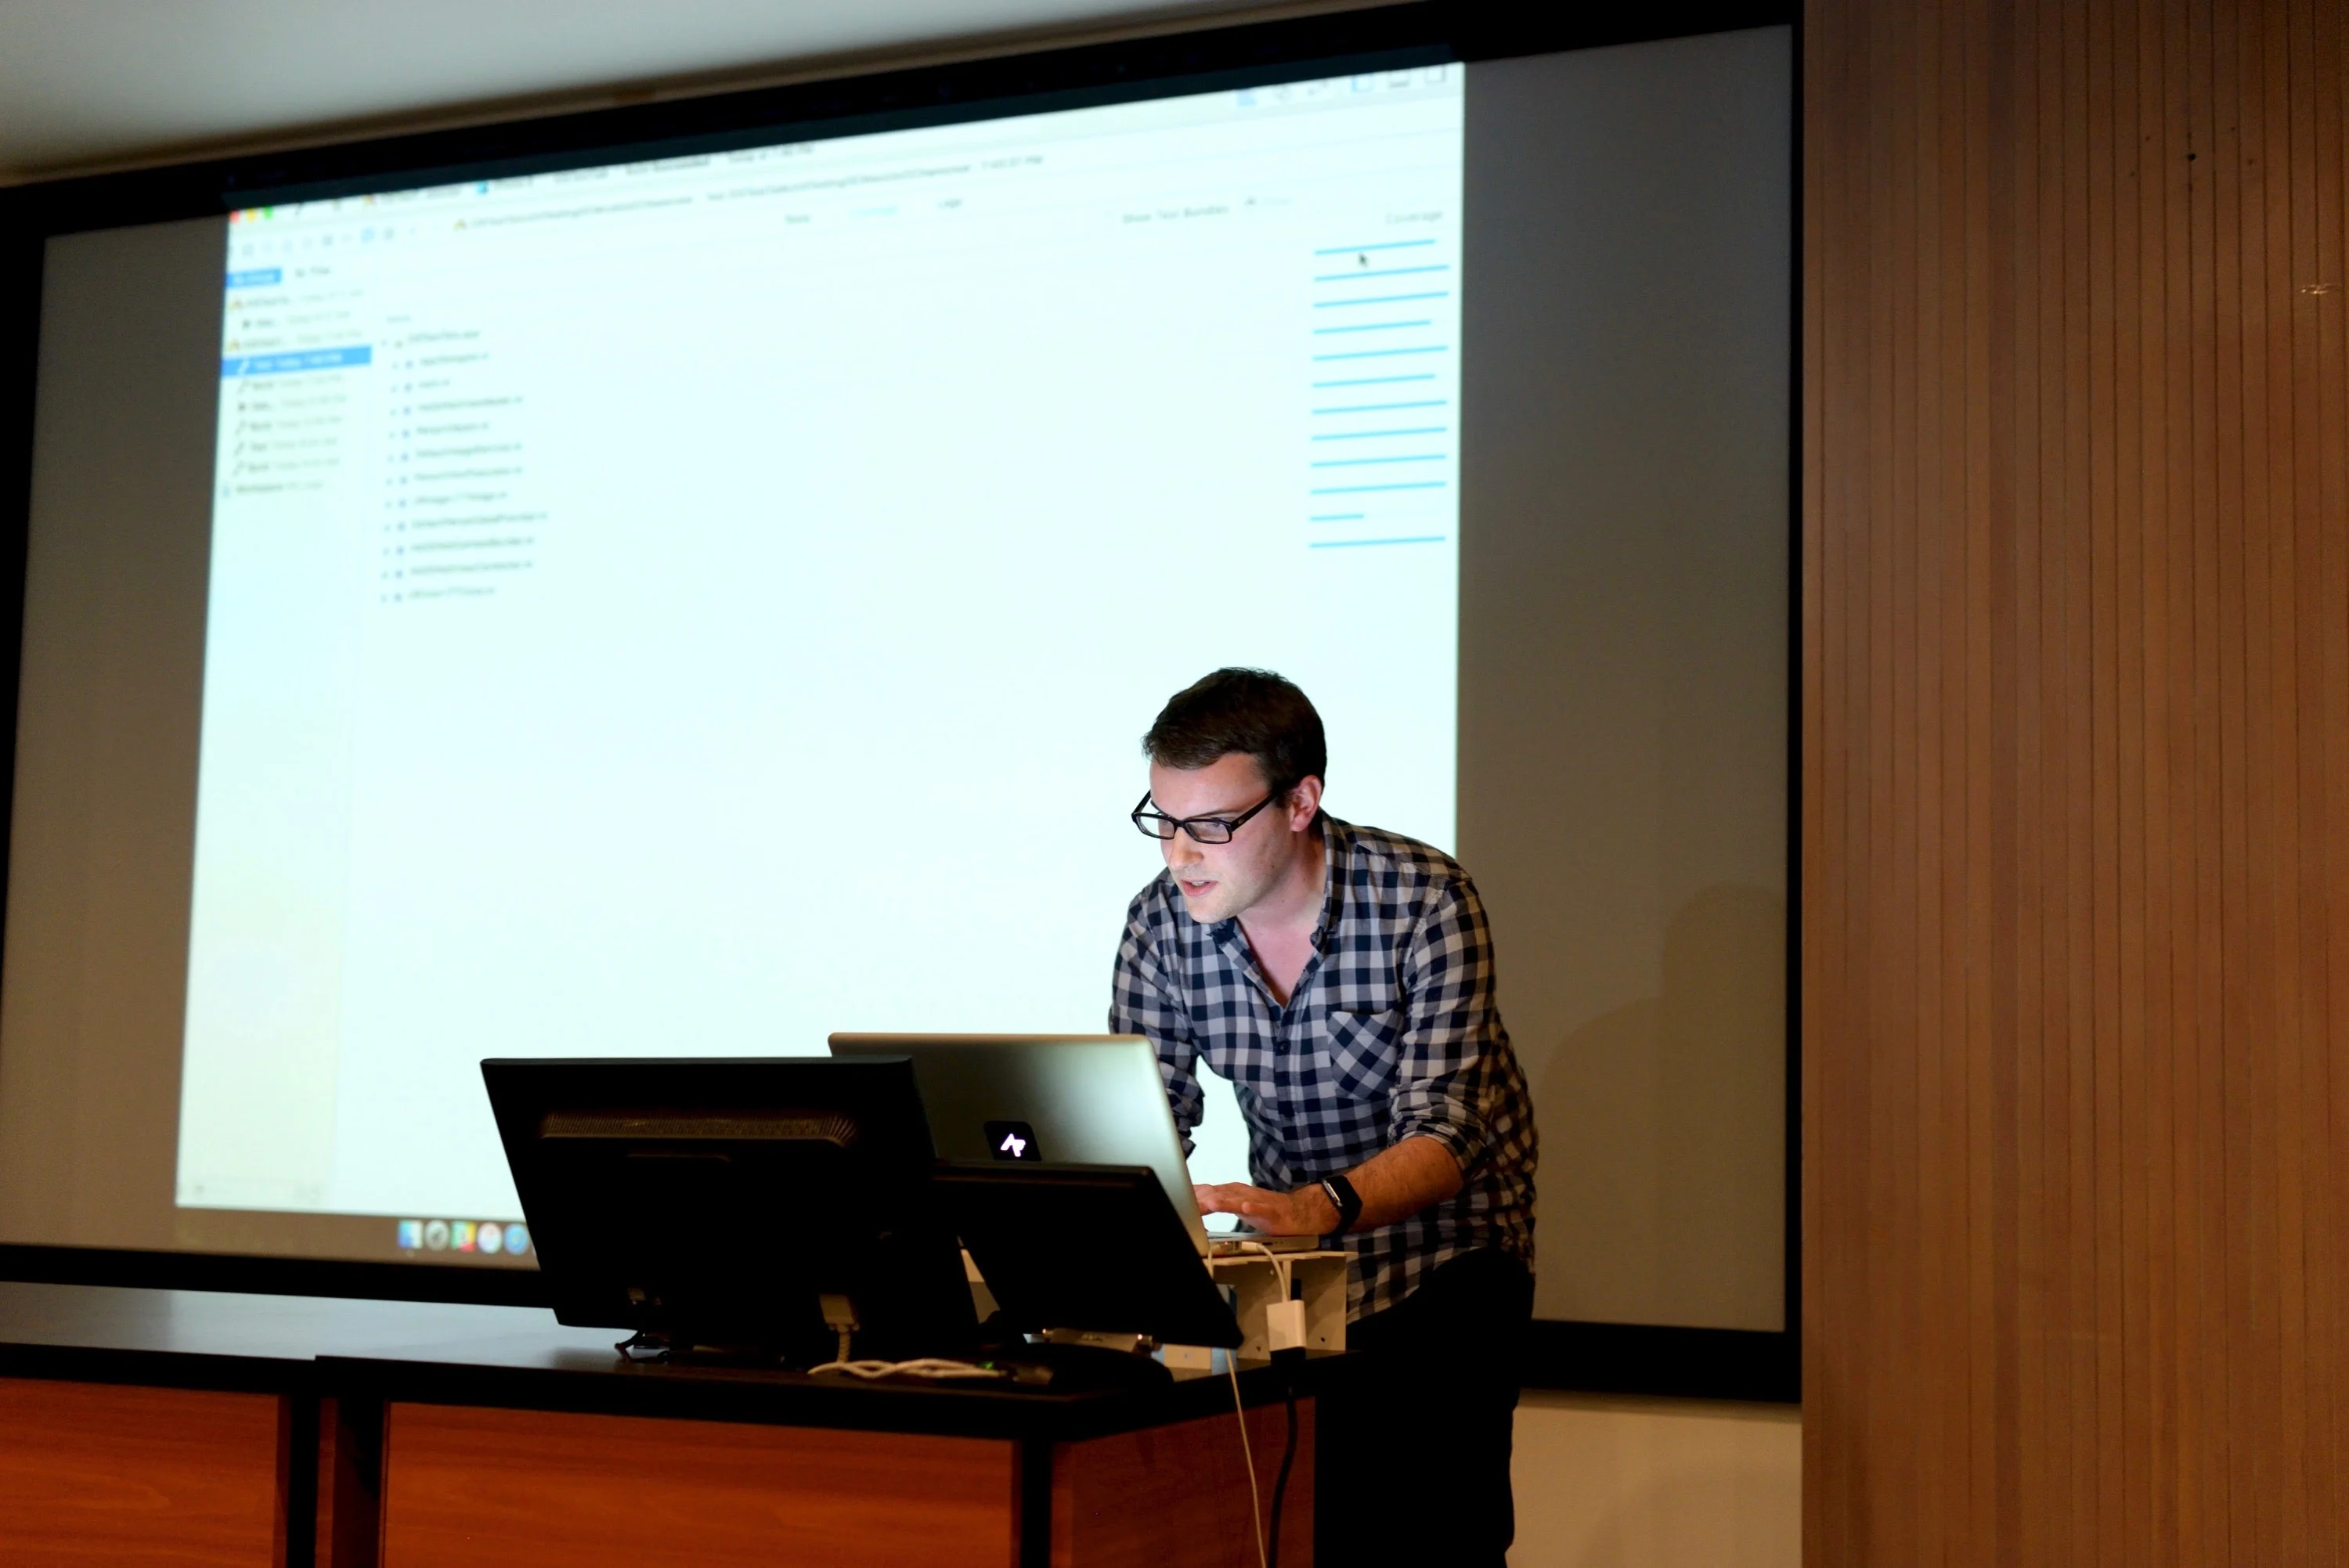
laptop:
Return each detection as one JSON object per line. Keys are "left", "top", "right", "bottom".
{"left": 827, "top": 1033, "right": 1214, "bottom": 1255}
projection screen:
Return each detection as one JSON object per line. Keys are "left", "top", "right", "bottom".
{"left": 0, "top": 23, "right": 1789, "bottom": 1335}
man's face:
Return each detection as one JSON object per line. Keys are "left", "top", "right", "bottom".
{"left": 1146, "top": 752, "right": 1312, "bottom": 924}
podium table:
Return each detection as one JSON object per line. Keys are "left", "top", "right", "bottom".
{"left": 0, "top": 1280, "right": 1319, "bottom": 1567}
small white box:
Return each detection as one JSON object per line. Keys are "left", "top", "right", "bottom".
{"left": 1207, "top": 1249, "right": 1348, "bottom": 1358}
{"left": 1265, "top": 1298, "right": 1308, "bottom": 1353}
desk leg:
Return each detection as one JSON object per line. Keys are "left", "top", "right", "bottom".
{"left": 316, "top": 1396, "right": 385, "bottom": 1568}
{"left": 1017, "top": 1437, "right": 1054, "bottom": 1568}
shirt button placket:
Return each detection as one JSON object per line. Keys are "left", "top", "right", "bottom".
{"left": 1268, "top": 997, "right": 1290, "bottom": 1116}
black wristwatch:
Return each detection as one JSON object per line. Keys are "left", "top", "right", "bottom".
{"left": 1319, "top": 1173, "right": 1363, "bottom": 1236}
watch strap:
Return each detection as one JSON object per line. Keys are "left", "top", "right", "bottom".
{"left": 1319, "top": 1173, "right": 1364, "bottom": 1235}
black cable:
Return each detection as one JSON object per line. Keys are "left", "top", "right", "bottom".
{"left": 1265, "top": 1371, "right": 1299, "bottom": 1568}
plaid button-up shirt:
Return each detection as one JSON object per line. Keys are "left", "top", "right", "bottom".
{"left": 1110, "top": 813, "right": 1536, "bottom": 1320}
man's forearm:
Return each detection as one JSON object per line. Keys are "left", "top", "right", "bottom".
{"left": 1193, "top": 1134, "right": 1467, "bottom": 1237}
{"left": 1333, "top": 1134, "right": 1463, "bottom": 1231}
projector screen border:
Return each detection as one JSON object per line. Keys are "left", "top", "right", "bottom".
{"left": 0, "top": 0, "right": 1799, "bottom": 1406}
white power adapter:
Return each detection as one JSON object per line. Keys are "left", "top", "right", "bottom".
{"left": 1265, "top": 1297, "right": 1308, "bottom": 1352}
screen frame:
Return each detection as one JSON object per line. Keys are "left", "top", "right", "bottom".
{"left": 0, "top": 0, "right": 1798, "bottom": 1402}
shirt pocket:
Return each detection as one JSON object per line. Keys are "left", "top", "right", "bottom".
{"left": 1316, "top": 1004, "right": 1404, "bottom": 1101}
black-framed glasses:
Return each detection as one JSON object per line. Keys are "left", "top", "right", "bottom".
{"left": 1131, "top": 790, "right": 1278, "bottom": 844}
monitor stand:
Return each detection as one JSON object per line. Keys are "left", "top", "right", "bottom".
{"left": 612, "top": 1328, "right": 836, "bottom": 1368}
{"left": 994, "top": 1334, "right": 1173, "bottom": 1392}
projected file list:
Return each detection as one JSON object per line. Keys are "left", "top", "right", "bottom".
{"left": 384, "top": 326, "right": 539, "bottom": 603}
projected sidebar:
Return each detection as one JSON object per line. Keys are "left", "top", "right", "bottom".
{"left": 186, "top": 252, "right": 382, "bottom": 1217}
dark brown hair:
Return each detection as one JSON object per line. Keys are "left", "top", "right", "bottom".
{"left": 1142, "top": 668, "right": 1327, "bottom": 800}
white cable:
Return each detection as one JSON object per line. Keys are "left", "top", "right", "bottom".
{"left": 1229, "top": 1357, "right": 1268, "bottom": 1568}
{"left": 809, "top": 1357, "right": 1009, "bottom": 1381}
{"left": 1238, "top": 1241, "right": 1294, "bottom": 1301}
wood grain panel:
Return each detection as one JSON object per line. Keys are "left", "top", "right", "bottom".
{"left": 0, "top": 1378, "right": 287, "bottom": 1565}
{"left": 1052, "top": 1397, "right": 1312, "bottom": 1568}
{"left": 379, "top": 1402, "right": 1013, "bottom": 1568}
{"left": 1804, "top": 0, "right": 2349, "bottom": 1559}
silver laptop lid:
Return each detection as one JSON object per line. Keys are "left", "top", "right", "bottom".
{"left": 828, "top": 1033, "right": 1210, "bottom": 1256}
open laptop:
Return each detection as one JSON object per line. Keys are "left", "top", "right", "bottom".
{"left": 827, "top": 1033, "right": 1215, "bottom": 1255}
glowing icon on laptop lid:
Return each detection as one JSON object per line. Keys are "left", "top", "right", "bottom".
{"left": 983, "top": 1120, "right": 1041, "bottom": 1162}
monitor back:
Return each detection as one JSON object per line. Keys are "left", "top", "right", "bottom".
{"left": 827, "top": 1034, "right": 1210, "bottom": 1255}
{"left": 481, "top": 1055, "right": 974, "bottom": 1361}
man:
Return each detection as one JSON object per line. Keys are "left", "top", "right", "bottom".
{"left": 1111, "top": 667, "right": 1536, "bottom": 1565}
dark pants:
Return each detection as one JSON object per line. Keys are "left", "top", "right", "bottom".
{"left": 1315, "top": 1249, "right": 1533, "bottom": 1566}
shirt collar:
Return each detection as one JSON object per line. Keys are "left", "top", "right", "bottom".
{"left": 1309, "top": 812, "right": 1348, "bottom": 953}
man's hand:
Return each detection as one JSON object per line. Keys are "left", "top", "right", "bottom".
{"left": 1193, "top": 1137, "right": 1466, "bottom": 1237}
{"left": 1193, "top": 1181, "right": 1340, "bottom": 1237}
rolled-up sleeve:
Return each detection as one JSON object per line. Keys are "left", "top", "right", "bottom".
{"left": 1384, "top": 878, "right": 1506, "bottom": 1176}
{"left": 1110, "top": 890, "right": 1203, "bottom": 1155}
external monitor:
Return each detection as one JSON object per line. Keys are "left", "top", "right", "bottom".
{"left": 480, "top": 1055, "right": 975, "bottom": 1362}
{"left": 828, "top": 1033, "right": 1212, "bottom": 1254}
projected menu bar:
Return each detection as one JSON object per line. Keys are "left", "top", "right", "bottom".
{"left": 217, "top": 66, "right": 1461, "bottom": 272}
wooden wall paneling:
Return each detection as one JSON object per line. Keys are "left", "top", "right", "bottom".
{"left": 2104, "top": 6, "right": 2152, "bottom": 1565}
{"left": 1957, "top": 3, "right": 2001, "bottom": 1561}
{"left": 378, "top": 1403, "right": 1016, "bottom": 1568}
{"left": 2082, "top": 0, "right": 2128, "bottom": 1556}
{"left": 2132, "top": 9, "right": 2179, "bottom": 1563}
{"left": 1805, "top": 0, "right": 2349, "bottom": 1559}
{"left": 2156, "top": 0, "right": 2205, "bottom": 1555}
{"left": 2276, "top": 6, "right": 2328, "bottom": 1554}
{"left": 0, "top": 1378, "right": 288, "bottom": 1565}
{"left": 2310, "top": 0, "right": 2349, "bottom": 1552}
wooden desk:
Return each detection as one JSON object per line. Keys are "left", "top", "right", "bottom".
{"left": 0, "top": 1281, "right": 1319, "bottom": 1567}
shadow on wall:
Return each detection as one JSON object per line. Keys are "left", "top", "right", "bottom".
{"left": 1535, "top": 883, "right": 1787, "bottom": 1330}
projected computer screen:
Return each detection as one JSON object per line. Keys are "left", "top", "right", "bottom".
{"left": 177, "top": 72, "right": 1463, "bottom": 1245}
